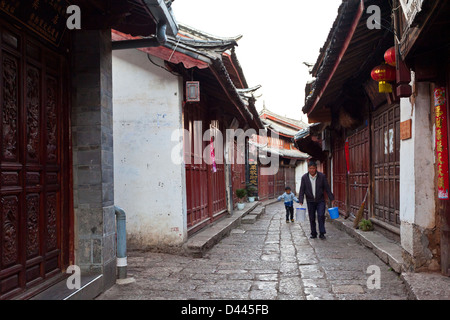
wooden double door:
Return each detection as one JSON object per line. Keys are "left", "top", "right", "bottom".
{"left": 0, "top": 25, "right": 70, "bottom": 299}
{"left": 332, "top": 104, "right": 400, "bottom": 229}
{"left": 183, "top": 103, "right": 227, "bottom": 235}
{"left": 348, "top": 126, "right": 370, "bottom": 220}
{"left": 257, "top": 165, "right": 295, "bottom": 200}
{"left": 372, "top": 104, "right": 401, "bottom": 227}
{"left": 332, "top": 126, "right": 370, "bottom": 218}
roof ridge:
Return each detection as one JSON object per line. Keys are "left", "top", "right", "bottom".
{"left": 260, "top": 108, "right": 309, "bottom": 128}
{"left": 178, "top": 23, "right": 243, "bottom": 42}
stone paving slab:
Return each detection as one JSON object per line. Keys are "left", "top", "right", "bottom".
{"left": 400, "top": 272, "right": 450, "bottom": 300}
{"left": 328, "top": 215, "right": 450, "bottom": 299}
{"left": 329, "top": 217, "right": 404, "bottom": 272}
{"left": 97, "top": 202, "right": 410, "bottom": 301}
{"left": 182, "top": 201, "right": 262, "bottom": 257}
{"left": 332, "top": 284, "right": 365, "bottom": 294}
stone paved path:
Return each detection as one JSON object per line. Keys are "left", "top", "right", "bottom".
{"left": 96, "top": 202, "right": 409, "bottom": 300}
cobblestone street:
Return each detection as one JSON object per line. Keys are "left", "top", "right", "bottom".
{"left": 97, "top": 202, "right": 409, "bottom": 300}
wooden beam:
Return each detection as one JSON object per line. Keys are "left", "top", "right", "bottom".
{"left": 399, "top": 0, "right": 442, "bottom": 59}
{"left": 72, "top": 0, "right": 107, "bottom": 12}
{"left": 308, "top": 0, "right": 365, "bottom": 118}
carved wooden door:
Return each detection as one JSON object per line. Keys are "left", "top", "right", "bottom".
{"left": 0, "top": 25, "right": 70, "bottom": 299}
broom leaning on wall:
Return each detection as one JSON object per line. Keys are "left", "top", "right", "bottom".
{"left": 353, "top": 188, "right": 369, "bottom": 229}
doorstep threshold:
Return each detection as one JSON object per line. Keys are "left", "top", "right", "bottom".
{"left": 329, "top": 217, "right": 404, "bottom": 273}
{"left": 183, "top": 201, "right": 261, "bottom": 257}
{"left": 30, "top": 273, "right": 103, "bottom": 300}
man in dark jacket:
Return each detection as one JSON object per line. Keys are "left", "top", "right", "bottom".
{"left": 299, "top": 161, "right": 335, "bottom": 239}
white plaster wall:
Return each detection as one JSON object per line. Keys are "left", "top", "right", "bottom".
{"left": 400, "top": 97, "right": 416, "bottom": 225}
{"left": 413, "top": 82, "right": 435, "bottom": 229}
{"left": 112, "top": 49, "right": 187, "bottom": 248}
{"left": 295, "top": 160, "right": 308, "bottom": 194}
{"left": 400, "top": 96, "right": 416, "bottom": 255}
{"left": 400, "top": 80, "right": 436, "bottom": 254}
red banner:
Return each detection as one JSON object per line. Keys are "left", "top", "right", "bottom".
{"left": 345, "top": 138, "right": 350, "bottom": 174}
{"left": 435, "top": 87, "right": 449, "bottom": 200}
{"left": 210, "top": 137, "right": 217, "bottom": 173}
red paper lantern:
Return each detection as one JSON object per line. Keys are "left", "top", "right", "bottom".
{"left": 371, "top": 64, "right": 396, "bottom": 93}
{"left": 384, "top": 46, "right": 396, "bottom": 67}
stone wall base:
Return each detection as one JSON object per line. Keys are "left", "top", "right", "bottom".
{"left": 401, "top": 222, "right": 440, "bottom": 272}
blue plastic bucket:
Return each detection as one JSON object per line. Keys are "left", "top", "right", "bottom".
{"left": 328, "top": 207, "right": 339, "bottom": 219}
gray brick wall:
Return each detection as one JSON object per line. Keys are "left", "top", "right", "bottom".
{"left": 71, "top": 29, "right": 116, "bottom": 290}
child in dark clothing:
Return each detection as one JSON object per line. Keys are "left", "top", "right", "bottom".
{"left": 277, "top": 187, "right": 300, "bottom": 223}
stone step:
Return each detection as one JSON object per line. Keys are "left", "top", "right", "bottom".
{"left": 182, "top": 202, "right": 261, "bottom": 257}
{"left": 29, "top": 273, "right": 103, "bottom": 300}
{"left": 249, "top": 206, "right": 265, "bottom": 219}
{"left": 241, "top": 215, "right": 258, "bottom": 224}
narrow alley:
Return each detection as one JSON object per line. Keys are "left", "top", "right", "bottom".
{"left": 2, "top": 0, "right": 450, "bottom": 303}
{"left": 97, "top": 202, "right": 408, "bottom": 300}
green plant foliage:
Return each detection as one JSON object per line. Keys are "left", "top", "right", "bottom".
{"left": 236, "top": 188, "right": 247, "bottom": 199}
{"left": 359, "top": 219, "right": 374, "bottom": 231}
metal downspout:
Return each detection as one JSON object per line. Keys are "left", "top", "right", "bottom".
{"left": 115, "top": 206, "right": 127, "bottom": 279}
{"left": 112, "top": 0, "right": 178, "bottom": 50}
{"left": 112, "top": 23, "right": 167, "bottom": 50}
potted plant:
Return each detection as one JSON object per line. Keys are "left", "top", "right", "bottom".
{"left": 236, "top": 189, "right": 247, "bottom": 210}
{"left": 246, "top": 184, "right": 257, "bottom": 202}
{"left": 358, "top": 219, "right": 374, "bottom": 231}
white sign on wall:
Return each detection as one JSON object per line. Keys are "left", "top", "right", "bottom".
{"left": 399, "top": 0, "right": 424, "bottom": 26}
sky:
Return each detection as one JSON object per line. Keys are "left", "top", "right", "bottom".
{"left": 171, "top": 0, "right": 342, "bottom": 122}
